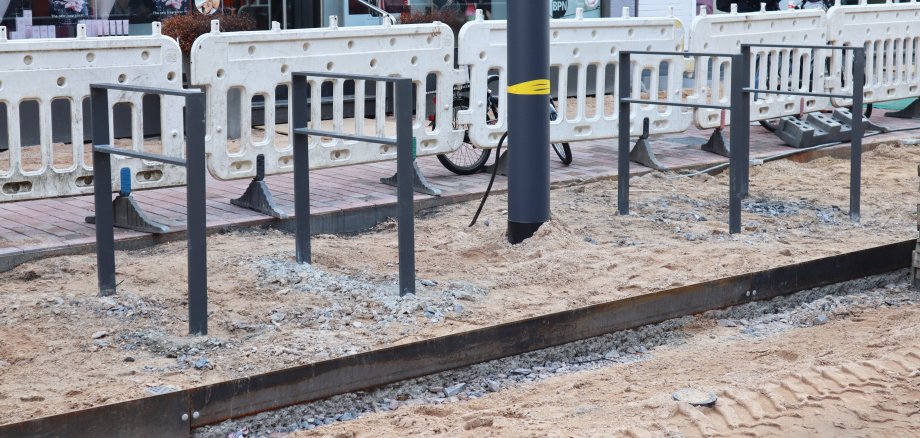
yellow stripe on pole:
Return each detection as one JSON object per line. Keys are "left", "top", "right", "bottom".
{"left": 508, "top": 79, "right": 551, "bottom": 95}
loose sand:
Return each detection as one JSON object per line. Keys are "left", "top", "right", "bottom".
{"left": 293, "top": 288, "right": 920, "bottom": 437}
{"left": 0, "top": 141, "right": 917, "bottom": 424}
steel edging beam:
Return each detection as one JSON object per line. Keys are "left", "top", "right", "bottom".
{"left": 185, "top": 239, "right": 915, "bottom": 426}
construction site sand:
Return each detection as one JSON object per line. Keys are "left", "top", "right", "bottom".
{"left": 296, "top": 289, "right": 920, "bottom": 437}
{"left": 0, "top": 141, "right": 917, "bottom": 424}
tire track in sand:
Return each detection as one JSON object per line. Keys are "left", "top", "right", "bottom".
{"left": 631, "top": 346, "right": 920, "bottom": 437}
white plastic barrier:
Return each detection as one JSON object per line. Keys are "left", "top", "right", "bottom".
{"left": 688, "top": 8, "right": 830, "bottom": 129}
{"left": 827, "top": 0, "right": 920, "bottom": 106}
{"left": 190, "top": 20, "right": 465, "bottom": 181}
{"left": 456, "top": 11, "right": 692, "bottom": 149}
{"left": 0, "top": 23, "right": 186, "bottom": 202}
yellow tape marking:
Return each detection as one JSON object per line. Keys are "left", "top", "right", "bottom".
{"left": 508, "top": 79, "right": 551, "bottom": 95}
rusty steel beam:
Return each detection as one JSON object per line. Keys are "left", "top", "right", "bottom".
{"left": 2, "top": 239, "right": 914, "bottom": 437}
{"left": 0, "top": 389, "right": 189, "bottom": 438}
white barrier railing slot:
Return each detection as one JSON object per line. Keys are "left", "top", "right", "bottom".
{"left": 688, "top": 9, "right": 830, "bottom": 129}
{"left": 457, "top": 14, "right": 692, "bottom": 149}
{"left": 0, "top": 27, "right": 186, "bottom": 202}
{"left": 826, "top": 0, "right": 920, "bottom": 107}
{"left": 190, "top": 22, "right": 465, "bottom": 181}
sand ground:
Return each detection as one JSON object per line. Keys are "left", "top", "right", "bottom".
{"left": 0, "top": 141, "right": 917, "bottom": 424}
{"left": 293, "top": 289, "right": 920, "bottom": 437}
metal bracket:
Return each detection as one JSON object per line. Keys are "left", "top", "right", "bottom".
{"left": 85, "top": 168, "right": 170, "bottom": 234}
{"left": 381, "top": 161, "right": 442, "bottom": 196}
{"left": 230, "top": 154, "right": 288, "bottom": 219}
{"left": 629, "top": 118, "right": 667, "bottom": 171}
{"left": 886, "top": 98, "right": 920, "bottom": 120}
{"left": 700, "top": 127, "right": 730, "bottom": 158}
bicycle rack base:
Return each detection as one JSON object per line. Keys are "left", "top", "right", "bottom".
{"left": 381, "top": 161, "right": 442, "bottom": 196}
{"left": 86, "top": 195, "right": 170, "bottom": 234}
{"left": 231, "top": 156, "right": 288, "bottom": 219}
{"left": 886, "top": 98, "right": 920, "bottom": 120}
{"left": 700, "top": 128, "right": 730, "bottom": 158}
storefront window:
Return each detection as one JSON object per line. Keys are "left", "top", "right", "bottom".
{"left": 1, "top": 0, "right": 205, "bottom": 38}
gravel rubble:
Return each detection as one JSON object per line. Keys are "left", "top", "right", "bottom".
{"left": 197, "top": 270, "right": 915, "bottom": 437}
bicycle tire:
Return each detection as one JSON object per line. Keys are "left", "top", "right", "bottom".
{"left": 437, "top": 144, "right": 492, "bottom": 175}
{"left": 553, "top": 142, "right": 573, "bottom": 165}
{"left": 436, "top": 103, "right": 493, "bottom": 175}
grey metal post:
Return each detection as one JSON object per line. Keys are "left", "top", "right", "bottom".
{"left": 739, "top": 47, "right": 751, "bottom": 199}
{"left": 850, "top": 47, "right": 865, "bottom": 222}
{"left": 617, "top": 51, "right": 631, "bottom": 215}
{"left": 185, "top": 92, "right": 208, "bottom": 336}
{"left": 91, "top": 87, "right": 116, "bottom": 297}
{"left": 506, "top": 0, "right": 551, "bottom": 244}
{"left": 395, "top": 79, "right": 416, "bottom": 296}
{"left": 292, "top": 74, "right": 312, "bottom": 264}
{"left": 728, "top": 51, "right": 749, "bottom": 234}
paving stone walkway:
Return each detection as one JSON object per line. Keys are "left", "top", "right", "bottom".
{"left": 0, "top": 111, "right": 917, "bottom": 268}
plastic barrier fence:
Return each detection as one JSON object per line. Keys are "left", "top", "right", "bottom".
{"left": 0, "top": 23, "right": 186, "bottom": 202}
{"left": 456, "top": 11, "right": 692, "bottom": 149}
{"left": 190, "top": 20, "right": 465, "bottom": 181}
{"left": 688, "top": 8, "right": 830, "bottom": 129}
{"left": 826, "top": 0, "right": 920, "bottom": 107}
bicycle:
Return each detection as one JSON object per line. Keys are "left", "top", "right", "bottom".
{"left": 435, "top": 75, "right": 572, "bottom": 175}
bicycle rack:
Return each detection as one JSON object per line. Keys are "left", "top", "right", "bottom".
{"left": 619, "top": 44, "right": 867, "bottom": 234}
{"left": 618, "top": 49, "right": 745, "bottom": 233}
{"left": 291, "top": 72, "right": 417, "bottom": 296}
{"left": 741, "top": 43, "right": 867, "bottom": 223}
{"left": 90, "top": 84, "right": 209, "bottom": 335}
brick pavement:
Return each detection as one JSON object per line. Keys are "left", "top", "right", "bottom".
{"left": 1, "top": 111, "right": 917, "bottom": 270}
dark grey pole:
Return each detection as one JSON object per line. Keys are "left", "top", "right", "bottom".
{"left": 506, "top": 0, "right": 551, "bottom": 244}
{"left": 91, "top": 86, "right": 116, "bottom": 297}
{"left": 395, "top": 79, "right": 416, "bottom": 296}
{"left": 292, "top": 74, "right": 312, "bottom": 264}
{"left": 185, "top": 92, "right": 208, "bottom": 336}
{"left": 850, "top": 47, "right": 865, "bottom": 222}
{"left": 617, "top": 51, "right": 631, "bottom": 215}
{"left": 728, "top": 51, "right": 749, "bottom": 234}
{"left": 739, "top": 47, "right": 751, "bottom": 199}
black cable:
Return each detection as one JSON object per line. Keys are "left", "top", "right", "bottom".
{"left": 671, "top": 123, "right": 920, "bottom": 179}
{"left": 469, "top": 132, "right": 508, "bottom": 227}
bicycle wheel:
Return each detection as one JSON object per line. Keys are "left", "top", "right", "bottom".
{"left": 553, "top": 142, "right": 573, "bottom": 165}
{"left": 437, "top": 140, "right": 492, "bottom": 175}
{"left": 436, "top": 104, "right": 492, "bottom": 175}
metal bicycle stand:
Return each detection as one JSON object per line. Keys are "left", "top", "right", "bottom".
{"left": 291, "top": 72, "right": 417, "bottom": 296}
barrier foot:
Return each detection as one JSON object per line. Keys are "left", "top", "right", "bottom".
{"left": 483, "top": 150, "right": 509, "bottom": 176}
{"left": 381, "top": 161, "right": 442, "bottom": 196}
{"left": 886, "top": 98, "right": 920, "bottom": 120}
{"left": 835, "top": 108, "right": 889, "bottom": 134}
{"left": 629, "top": 118, "right": 667, "bottom": 171}
{"left": 231, "top": 180, "right": 288, "bottom": 219}
{"left": 86, "top": 195, "right": 170, "bottom": 234}
{"left": 230, "top": 154, "right": 288, "bottom": 219}
{"left": 700, "top": 128, "right": 730, "bottom": 158}
{"left": 775, "top": 109, "right": 887, "bottom": 149}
